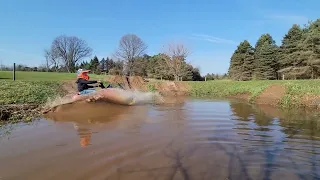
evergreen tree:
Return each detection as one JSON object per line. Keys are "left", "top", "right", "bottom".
{"left": 255, "top": 41, "right": 278, "bottom": 80}
{"left": 180, "top": 62, "right": 193, "bottom": 81}
{"left": 105, "top": 57, "right": 110, "bottom": 73}
{"left": 298, "top": 19, "right": 320, "bottom": 79}
{"left": 226, "top": 18, "right": 320, "bottom": 81}
{"left": 254, "top": 33, "right": 276, "bottom": 50}
{"left": 228, "top": 40, "right": 254, "bottom": 80}
{"left": 278, "top": 24, "right": 305, "bottom": 78}
{"left": 89, "top": 56, "right": 99, "bottom": 73}
{"left": 254, "top": 34, "right": 279, "bottom": 80}
{"left": 228, "top": 45, "right": 244, "bottom": 80}
{"left": 99, "top": 58, "right": 106, "bottom": 73}
{"left": 106, "top": 57, "right": 116, "bottom": 73}
{"left": 80, "top": 61, "right": 90, "bottom": 70}
{"left": 241, "top": 41, "right": 255, "bottom": 80}
{"left": 191, "top": 68, "right": 203, "bottom": 81}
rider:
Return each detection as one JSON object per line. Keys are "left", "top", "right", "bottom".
{"left": 76, "top": 69, "right": 110, "bottom": 95}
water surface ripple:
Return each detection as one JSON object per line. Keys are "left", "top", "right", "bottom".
{"left": 0, "top": 99, "right": 319, "bottom": 180}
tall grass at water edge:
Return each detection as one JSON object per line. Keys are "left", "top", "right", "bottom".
{"left": 187, "top": 79, "right": 320, "bottom": 106}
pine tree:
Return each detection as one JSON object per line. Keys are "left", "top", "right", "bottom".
{"left": 278, "top": 24, "right": 304, "bottom": 79}
{"left": 255, "top": 41, "right": 278, "bottom": 80}
{"left": 254, "top": 34, "right": 279, "bottom": 80}
{"left": 80, "top": 61, "right": 90, "bottom": 70}
{"left": 299, "top": 19, "right": 320, "bottom": 79}
{"left": 191, "top": 68, "right": 203, "bottom": 81}
{"left": 99, "top": 58, "right": 106, "bottom": 73}
{"left": 228, "top": 40, "right": 254, "bottom": 80}
{"left": 227, "top": 18, "right": 320, "bottom": 80}
{"left": 105, "top": 57, "right": 110, "bottom": 73}
{"left": 241, "top": 41, "right": 255, "bottom": 80}
{"left": 106, "top": 57, "right": 116, "bottom": 72}
{"left": 89, "top": 56, "right": 99, "bottom": 73}
{"left": 228, "top": 45, "right": 244, "bottom": 80}
{"left": 254, "top": 33, "right": 276, "bottom": 50}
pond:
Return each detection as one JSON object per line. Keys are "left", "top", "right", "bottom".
{"left": 0, "top": 98, "right": 319, "bottom": 180}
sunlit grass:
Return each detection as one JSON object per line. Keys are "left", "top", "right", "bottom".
{"left": 0, "top": 80, "right": 65, "bottom": 105}
{"left": 187, "top": 80, "right": 278, "bottom": 99}
{"left": 187, "top": 79, "right": 320, "bottom": 107}
{"left": 2, "top": 71, "right": 320, "bottom": 109}
{"left": 0, "top": 71, "right": 108, "bottom": 81}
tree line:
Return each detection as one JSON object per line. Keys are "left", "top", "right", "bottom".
{"left": 228, "top": 18, "right": 320, "bottom": 80}
{"left": 40, "top": 34, "right": 204, "bottom": 81}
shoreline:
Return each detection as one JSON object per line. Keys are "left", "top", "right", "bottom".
{"left": 2, "top": 79, "right": 320, "bottom": 124}
{"left": 0, "top": 80, "right": 68, "bottom": 124}
{"left": 186, "top": 80, "right": 320, "bottom": 110}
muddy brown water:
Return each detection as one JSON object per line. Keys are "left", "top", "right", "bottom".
{"left": 0, "top": 98, "right": 320, "bottom": 180}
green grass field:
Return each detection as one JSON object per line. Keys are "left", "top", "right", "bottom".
{"left": 188, "top": 79, "right": 320, "bottom": 96}
{"left": 0, "top": 71, "right": 110, "bottom": 105}
{"left": 188, "top": 79, "right": 320, "bottom": 108}
{"left": 0, "top": 71, "right": 108, "bottom": 81}
{"left": 1, "top": 71, "right": 320, "bottom": 107}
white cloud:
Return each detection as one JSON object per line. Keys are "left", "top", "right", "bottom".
{"left": 190, "top": 34, "right": 237, "bottom": 45}
{"left": 264, "top": 14, "right": 309, "bottom": 24}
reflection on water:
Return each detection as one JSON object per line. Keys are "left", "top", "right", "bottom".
{"left": 73, "top": 123, "right": 92, "bottom": 147}
{"left": 0, "top": 98, "right": 320, "bottom": 180}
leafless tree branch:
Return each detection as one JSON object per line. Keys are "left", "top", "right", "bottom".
{"left": 114, "top": 34, "right": 147, "bottom": 76}
{"left": 49, "top": 35, "right": 92, "bottom": 72}
{"left": 160, "top": 43, "right": 190, "bottom": 81}
{"left": 44, "top": 49, "right": 60, "bottom": 72}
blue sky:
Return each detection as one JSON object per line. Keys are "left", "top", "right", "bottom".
{"left": 0, "top": 0, "right": 319, "bottom": 75}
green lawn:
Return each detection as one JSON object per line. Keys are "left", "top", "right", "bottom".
{"left": 0, "top": 71, "right": 108, "bottom": 81}
{"left": 0, "top": 80, "right": 65, "bottom": 105}
{"left": 188, "top": 79, "right": 320, "bottom": 96}
{"left": 187, "top": 80, "right": 276, "bottom": 99}
{"left": 0, "top": 71, "right": 109, "bottom": 105}
{"left": 187, "top": 79, "right": 320, "bottom": 107}
{"left": 0, "top": 71, "right": 112, "bottom": 122}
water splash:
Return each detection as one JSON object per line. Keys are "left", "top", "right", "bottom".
{"left": 108, "top": 88, "right": 164, "bottom": 105}
{"left": 42, "top": 94, "right": 76, "bottom": 111}
{"left": 42, "top": 88, "right": 164, "bottom": 112}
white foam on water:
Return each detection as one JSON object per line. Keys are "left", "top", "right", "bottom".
{"left": 43, "top": 88, "right": 164, "bottom": 110}
{"left": 110, "top": 88, "right": 163, "bottom": 105}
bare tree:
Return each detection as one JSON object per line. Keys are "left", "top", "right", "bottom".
{"left": 114, "top": 34, "right": 147, "bottom": 76}
{"left": 44, "top": 49, "right": 58, "bottom": 72}
{"left": 49, "top": 35, "right": 92, "bottom": 72}
{"left": 160, "top": 43, "right": 191, "bottom": 81}
{"left": 44, "top": 49, "right": 51, "bottom": 72}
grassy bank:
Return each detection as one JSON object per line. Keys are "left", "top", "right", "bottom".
{"left": 0, "top": 71, "right": 111, "bottom": 123}
{"left": 2, "top": 71, "right": 320, "bottom": 123}
{"left": 0, "top": 80, "right": 66, "bottom": 123}
{"left": 187, "top": 80, "right": 274, "bottom": 100}
{"left": 187, "top": 80, "right": 320, "bottom": 108}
